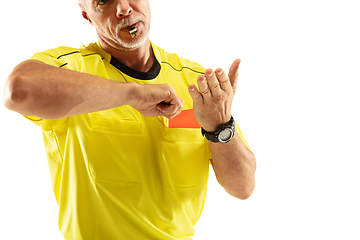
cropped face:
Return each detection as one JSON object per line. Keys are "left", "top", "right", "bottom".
{"left": 81, "top": 0, "right": 151, "bottom": 51}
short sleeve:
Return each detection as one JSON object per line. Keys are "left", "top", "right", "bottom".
{"left": 235, "top": 123, "right": 250, "bottom": 149}
{"left": 22, "top": 50, "right": 72, "bottom": 129}
{"left": 23, "top": 114, "right": 68, "bottom": 131}
{"left": 30, "top": 52, "right": 67, "bottom": 68}
{"left": 24, "top": 115, "right": 43, "bottom": 125}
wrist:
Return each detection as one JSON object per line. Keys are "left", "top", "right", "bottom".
{"left": 124, "top": 82, "right": 140, "bottom": 107}
{"left": 201, "top": 116, "right": 232, "bottom": 133}
{"left": 202, "top": 116, "right": 235, "bottom": 143}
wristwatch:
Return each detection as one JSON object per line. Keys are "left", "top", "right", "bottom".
{"left": 201, "top": 116, "right": 235, "bottom": 143}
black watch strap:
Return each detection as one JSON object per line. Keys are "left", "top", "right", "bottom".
{"left": 201, "top": 116, "right": 235, "bottom": 143}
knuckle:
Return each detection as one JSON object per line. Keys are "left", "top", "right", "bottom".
{"left": 194, "top": 95, "right": 203, "bottom": 102}
{"left": 220, "top": 78, "right": 230, "bottom": 84}
{"left": 162, "top": 84, "right": 173, "bottom": 92}
{"left": 201, "top": 89, "right": 210, "bottom": 95}
{"left": 210, "top": 83, "right": 220, "bottom": 90}
{"left": 216, "top": 94, "right": 226, "bottom": 102}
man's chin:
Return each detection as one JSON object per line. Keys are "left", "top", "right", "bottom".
{"left": 117, "top": 36, "right": 149, "bottom": 52}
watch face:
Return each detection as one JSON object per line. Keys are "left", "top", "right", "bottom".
{"left": 219, "top": 128, "right": 233, "bottom": 142}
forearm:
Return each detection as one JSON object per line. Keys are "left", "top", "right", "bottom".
{"left": 209, "top": 133, "right": 256, "bottom": 200}
{"left": 3, "top": 60, "right": 137, "bottom": 120}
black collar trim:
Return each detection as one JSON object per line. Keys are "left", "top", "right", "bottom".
{"left": 110, "top": 56, "right": 161, "bottom": 80}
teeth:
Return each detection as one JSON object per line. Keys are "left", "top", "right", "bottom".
{"left": 129, "top": 26, "right": 139, "bottom": 38}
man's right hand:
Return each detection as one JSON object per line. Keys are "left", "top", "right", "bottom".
{"left": 130, "top": 84, "right": 184, "bottom": 119}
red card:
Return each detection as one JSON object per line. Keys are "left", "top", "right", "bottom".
{"left": 168, "top": 109, "right": 201, "bottom": 128}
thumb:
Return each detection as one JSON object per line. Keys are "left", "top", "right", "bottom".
{"left": 228, "top": 59, "right": 241, "bottom": 94}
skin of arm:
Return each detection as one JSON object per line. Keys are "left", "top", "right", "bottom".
{"left": 3, "top": 60, "right": 183, "bottom": 120}
{"left": 188, "top": 59, "right": 256, "bottom": 200}
{"left": 209, "top": 133, "right": 256, "bottom": 200}
{"left": 3, "top": 57, "right": 254, "bottom": 199}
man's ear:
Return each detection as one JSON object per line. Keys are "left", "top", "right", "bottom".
{"left": 81, "top": 10, "right": 93, "bottom": 25}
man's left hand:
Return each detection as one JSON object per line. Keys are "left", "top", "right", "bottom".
{"left": 188, "top": 59, "right": 241, "bottom": 132}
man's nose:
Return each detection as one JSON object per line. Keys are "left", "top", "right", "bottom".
{"left": 116, "top": 0, "right": 133, "bottom": 18}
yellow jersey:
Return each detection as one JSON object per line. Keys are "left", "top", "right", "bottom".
{"left": 26, "top": 41, "right": 249, "bottom": 239}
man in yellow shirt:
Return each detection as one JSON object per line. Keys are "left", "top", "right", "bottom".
{"left": 3, "top": 0, "right": 256, "bottom": 239}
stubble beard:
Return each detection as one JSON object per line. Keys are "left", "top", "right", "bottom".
{"left": 115, "top": 26, "right": 149, "bottom": 51}
{"left": 100, "top": 15, "right": 150, "bottom": 52}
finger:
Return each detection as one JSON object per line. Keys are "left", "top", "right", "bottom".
{"left": 197, "top": 75, "right": 211, "bottom": 100}
{"left": 171, "top": 98, "right": 184, "bottom": 118}
{"left": 157, "top": 99, "right": 183, "bottom": 119}
{"left": 228, "top": 59, "right": 241, "bottom": 94}
{"left": 157, "top": 96, "right": 183, "bottom": 114}
{"left": 167, "top": 99, "right": 185, "bottom": 119}
{"left": 188, "top": 84, "right": 203, "bottom": 105}
{"left": 205, "top": 69, "right": 222, "bottom": 97}
{"left": 215, "top": 68, "right": 232, "bottom": 93}
{"left": 165, "top": 87, "right": 182, "bottom": 107}
{"left": 156, "top": 87, "right": 182, "bottom": 113}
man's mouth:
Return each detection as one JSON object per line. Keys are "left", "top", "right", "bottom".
{"left": 126, "top": 22, "right": 139, "bottom": 30}
{"left": 128, "top": 23, "right": 139, "bottom": 38}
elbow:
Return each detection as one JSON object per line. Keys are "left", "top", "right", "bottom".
{"left": 227, "top": 188, "right": 255, "bottom": 200}
{"left": 239, "top": 186, "right": 255, "bottom": 200}
{"left": 225, "top": 180, "right": 256, "bottom": 200}
{"left": 3, "top": 73, "right": 31, "bottom": 112}
{"left": 3, "top": 60, "right": 64, "bottom": 120}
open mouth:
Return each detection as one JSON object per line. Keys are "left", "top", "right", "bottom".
{"left": 128, "top": 23, "right": 139, "bottom": 38}
{"left": 126, "top": 22, "right": 139, "bottom": 30}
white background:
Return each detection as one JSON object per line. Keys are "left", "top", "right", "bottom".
{"left": 1, "top": 0, "right": 359, "bottom": 239}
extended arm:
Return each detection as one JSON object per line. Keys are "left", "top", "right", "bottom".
{"left": 3, "top": 60, "right": 183, "bottom": 120}
{"left": 189, "top": 59, "right": 256, "bottom": 200}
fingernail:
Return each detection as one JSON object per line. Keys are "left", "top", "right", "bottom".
{"left": 217, "top": 70, "right": 223, "bottom": 76}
